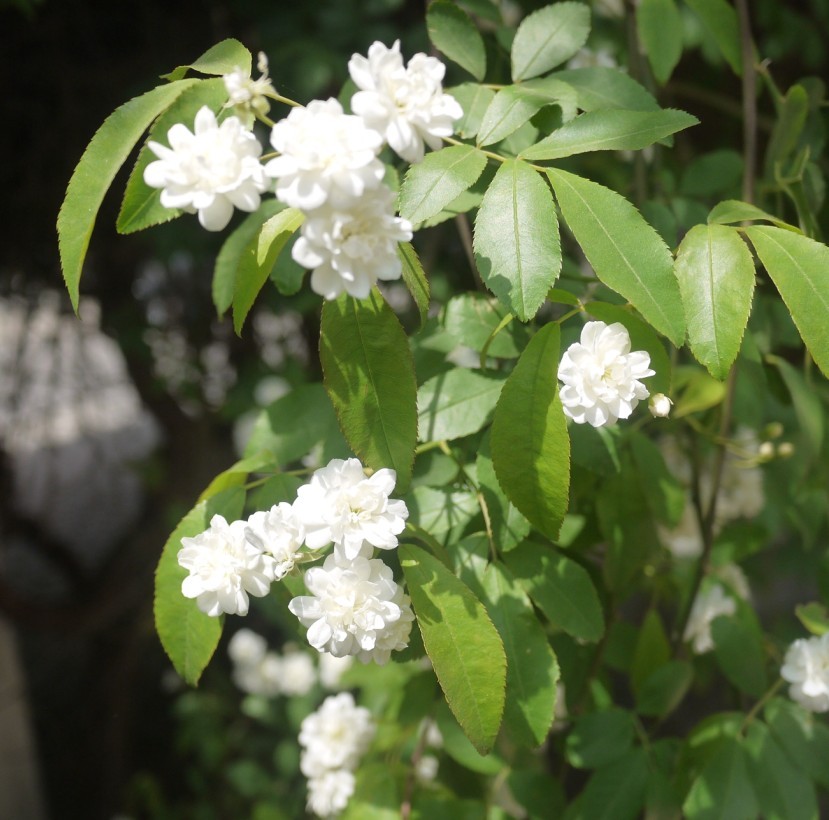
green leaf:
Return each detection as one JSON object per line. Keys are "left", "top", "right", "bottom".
{"left": 418, "top": 369, "right": 505, "bottom": 442}
{"left": 636, "top": 660, "right": 693, "bottom": 718}
{"left": 683, "top": 737, "right": 759, "bottom": 820}
{"left": 197, "top": 451, "right": 278, "bottom": 503}
{"left": 630, "top": 609, "right": 670, "bottom": 693}
{"left": 476, "top": 438, "right": 531, "bottom": 552}
{"left": 672, "top": 366, "right": 727, "bottom": 417}
{"left": 443, "top": 293, "right": 531, "bottom": 358}
{"left": 398, "top": 242, "right": 430, "bottom": 328}
{"left": 427, "top": 0, "right": 486, "bottom": 81}
{"left": 745, "top": 226, "right": 829, "bottom": 378}
{"left": 400, "top": 544, "right": 506, "bottom": 755}
{"left": 511, "top": 2, "right": 591, "bottom": 82}
{"left": 549, "top": 67, "right": 658, "bottom": 112}
{"left": 320, "top": 290, "right": 418, "bottom": 491}
{"left": 232, "top": 207, "right": 304, "bottom": 333}
{"left": 681, "top": 150, "right": 743, "bottom": 198}
{"left": 743, "top": 722, "right": 819, "bottom": 820}
{"left": 477, "top": 86, "right": 551, "bottom": 147}
{"left": 482, "top": 562, "right": 559, "bottom": 747}
{"left": 637, "top": 0, "right": 683, "bottom": 84}
{"left": 764, "top": 84, "right": 809, "bottom": 179}
{"left": 399, "top": 145, "right": 488, "bottom": 227}
{"left": 708, "top": 200, "right": 801, "bottom": 231}
{"left": 341, "top": 763, "right": 401, "bottom": 820}
{"left": 162, "top": 38, "right": 252, "bottom": 82}
{"left": 765, "top": 698, "right": 829, "bottom": 790}
{"left": 547, "top": 168, "right": 684, "bottom": 345}
{"left": 212, "top": 200, "right": 284, "bottom": 315}
{"left": 520, "top": 108, "right": 697, "bottom": 160}
{"left": 504, "top": 542, "right": 604, "bottom": 642}
{"left": 711, "top": 610, "right": 768, "bottom": 698}
{"left": 407, "top": 487, "right": 479, "bottom": 537}
{"left": 154, "top": 486, "right": 245, "bottom": 685}
{"left": 674, "top": 224, "right": 755, "bottom": 380}
{"left": 794, "top": 601, "right": 829, "bottom": 636}
{"left": 449, "top": 83, "right": 496, "bottom": 139}
{"left": 768, "top": 355, "right": 824, "bottom": 456}
{"left": 629, "top": 433, "right": 685, "bottom": 526}
{"left": 474, "top": 159, "right": 562, "bottom": 321}
{"left": 577, "top": 749, "right": 649, "bottom": 820}
{"left": 685, "top": 0, "right": 742, "bottom": 75}
{"left": 117, "top": 79, "right": 229, "bottom": 234}
{"left": 243, "top": 383, "right": 344, "bottom": 464}
{"left": 58, "top": 79, "right": 199, "bottom": 310}
{"left": 490, "top": 323, "right": 570, "bottom": 540}
{"left": 434, "top": 701, "right": 505, "bottom": 775}
{"left": 566, "top": 708, "right": 635, "bottom": 769}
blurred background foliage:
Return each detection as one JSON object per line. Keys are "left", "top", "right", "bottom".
{"left": 0, "top": 0, "right": 828, "bottom": 818}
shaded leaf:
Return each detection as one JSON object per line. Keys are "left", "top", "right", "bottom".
{"left": 685, "top": 0, "right": 742, "bottom": 75}
{"left": 398, "top": 242, "right": 430, "bottom": 328}
{"left": 449, "top": 83, "right": 496, "bottom": 139}
{"left": 708, "top": 199, "right": 801, "bottom": 231}
{"left": 549, "top": 67, "right": 658, "bottom": 112}
{"left": 427, "top": 0, "right": 486, "bottom": 80}
{"left": 511, "top": 2, "right": 591, "bottom": 81}
{"left": 637, "top": 0, "right": 683, "bottom": 84}
{"left": 683, "top": 737, "right": 759, "bottom": 820}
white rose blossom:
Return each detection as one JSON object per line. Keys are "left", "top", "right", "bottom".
{"left": 178, "top": 514, "right": 276, "bottom": 617}
{"left": 279, "top": 646, "right": 318, "bottom": 696}
{"left": 306, "top": 769, "right": 356, "bottom": 818}
{"left": 781, "top": 633, "right": 829, "bottom": 713}
{"left": 265, "top": 98, "right": 385, "bottom": 211}
{"left": 289, "top": 551, "right": 414, "bottom": 664}
{"left": 294, "top": 457, "right": 408, "bottom": 559}
{"left": 144, "top": 106, "right": 268, "bottom": 231}
{"left": 349, "top": 40, "right": 463, "bottom": 163}
{"left": 299, "top": 692, "right": 375, "bottom": 778}
{"left": 683, "top": 566, "right": 750, "bottom": 654}
{"left": 244, "top": 501, "right": 305, "bottom": 579}
{"left": 292, "top": 186, "right": 413, "bottom": 300}
{"left": 557, "top": 321, "right": 655, "bottom": 427}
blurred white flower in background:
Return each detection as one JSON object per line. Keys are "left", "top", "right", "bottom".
{"left": 318, "top": 653, "right": 353, "bottom": 690}
{"left": 683, "top": 565, "right": 750, "bottom": 654}
{"left": 781, "top": 632, "right": 829, "bottom": 713}
{"left": 306, "top": 768, "right": 356, "bottom": 818}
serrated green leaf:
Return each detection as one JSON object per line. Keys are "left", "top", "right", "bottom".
{"left": 482, "top": 562, "right": 559, "bottom": 747}
{"left": 399, "top": 145, "right": 488, "bottom": 226}
{"left": 443, "top": 292, "right": 531, "bottom": 358}
{"left": 474, "top": 159, "right": 561, "bottom": 321}
{"left": 162, "top": 38, "right": 252, "bottom": 82}
{"left": 746, "top": 226, "right": 829, "bottom": 378}
{"left": 764, "top": 84, "right": 809, "bottom": 179}
{"left": 476, "top": 439, "right": 531, "bottom": 552}
{"left": 683, "top": 737, "right": 759, "bottom": 820}
{"left": 637, "top": 0, "right": 683, "bottom": 84}
{"left": 504, "top": 542, "right": 604, "bottom": 642}
{"left": 398, "top": 242, "right": 430, "bottom": 328}
{"left": 674, "top": 224, "right": 755, "bottom": 380}
{"left": 320, "top": 290, "right": 418, "bottom": 491}
{"left": 417, "top": 368, "right": 505, "bottom": 442}
{"left": 521, "top": 108, "right": 697, "bottom": 160}
{"left": 449, "top": 83, "right": 496, "bottom": 139}
{"left": 477, "top": 86, "right": 551, "bottom": 147}
{"left": 434, "top": 700, "right": 505, "bottom": 775}
{"left": 233, "top": 207, "right": 304, "bottom": 333}
{"left": 547, "top": 168, "right": 684, "bottom": 344}
{"left": 511, "top": 2, "right": 591, "bottom": 82}
{"left": 636, "top": 660, "right": 693, "bottom": 718}
{"left": 427, "top": 0, "right": 486, "bottom": 81}
{"left": 549, "top": 67, "right": 659, "bottom": 112}
{"left": 566, "top": 708, "right": 635, "bottom": 769}
{"left": 711, "top": 611, "right": 768, "bottom": 698}
{"left": 578, "top": 749, "right": 649, "bottom": 820}
{"left": 490, "top": 324, "right": 569, "bottom": 539}
{"left": 212, "top": 200, "right": 284, "bottom": 315}
{"left": 707, "top": 200, "right": 801, "bottom": 231}
{"left": 58, "top": 79, "right": 199, "bottom": 310}
{"left": 117, "top": 79, "right": 229, "bottom": 234}
{"left": 681, "top": 150, "right": 743, "bottom": 198}
{"left": 685, "top": 0, "right": 742, "bottom": 75}
{"left": 407, "top": 486, "right": 479, "bottom": 537}
{"left": 154, "top": 486, "right": 245, "bottom": 685}
{"left": 400, "top": 544, "right": 506, "bottom": 755}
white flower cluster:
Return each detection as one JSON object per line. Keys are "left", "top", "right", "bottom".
{"left": 143, "top": 106, "right": 268, "bottom": 231}
{"left": 299, "top": 693, "right": 375, "bottom": 817}
{"left": 557, "top": 321, "right": 655, "bottom": 427}
{"left": 683, "top": 564, "right": 751, "bottom": 654}
{"left": 781, "top": 632, "right": 829, "bottom": 713}
{"left": 177, "top": 456, "right": 414, "bottom": 665}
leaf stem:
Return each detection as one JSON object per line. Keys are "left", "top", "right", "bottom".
{"left": 735, "top": 0, "right": 758, "bottom": 206}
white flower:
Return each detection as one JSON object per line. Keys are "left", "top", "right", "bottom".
{"left": 178, "top": 514, "right": 276, "bottom": 616}
{"left": 659, "top": 501, "right": 703, "bottom": 559}
{"left": 781, "top": 633, "right": 829, "bottom": 713}
{"left": 299, "top": 692, "right": 375, "bottom": 777}
{"left": 306, "top": 769, "right": 356, "bottom": 818}
{"left": 292, "top": 187, "right": 413, "bottom": 300}
{"left": 683, "top": 566, "right": 749, "bottom": 654}
{"left": 227, "top": 628, "right": 267, "bottom": 667}
{"left": 265, "top": 98, "right": 384, "bottom": 211}
{"left": 649, "top": 393, "right": 673, "bottom": 418}
{"left": 244, "top": 501, "right": 305, "bottom": 579}
{"left": 289, "top": 551, "right": 414, "bottom": 664}
{"left": 415, "top": 754, "right": 439, "bottom": 783}
{"left": 144, "top": 106, "right": 268, "bottom": 231}
{"left": 279, "top": 647, "right": 317, "bottom": 696}
{"left": 557, "top": 321, "right": 655, "bottom": 427}
{"left": 294, "top": 457, "right": 408, "bottom": 558}
{"left": 349, "top": 40, "right": 463, "bottom": 163}
{"left": 318, "top": 653, "right": 354, "bottom": 690}
{"left": 223, "top": 52, "right": 275, "bottom": 125}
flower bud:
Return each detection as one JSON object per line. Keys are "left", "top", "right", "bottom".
{"left": 777, "top": 441, "right": 795, "bottom": 459}
{"left": 758, "top": 441, "right": 775, "bottom": 461}
{"left": 649, "top": 393, "right": 673, "bottom": 418}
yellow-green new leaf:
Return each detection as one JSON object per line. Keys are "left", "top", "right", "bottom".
{"left": 746, "top": 226, "right": 829, "bottom": 378}
{"left": 675, "top": 224, "right": 755, "bottom": 380}
{"left": 547, "top": 167, "right": 685, "bottom": 345}
{"left": 162, "top": 38, "right": 252, "bottom": 82}
{"left": 400, "top": 544, "right": 506, "bottom": 755}
{"left": 58, "top": 79, "right": 199, "bottom": 310}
